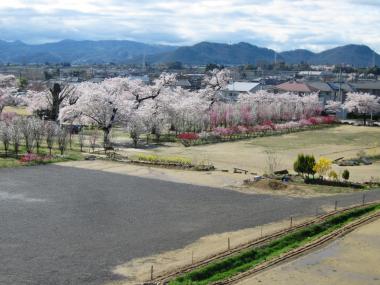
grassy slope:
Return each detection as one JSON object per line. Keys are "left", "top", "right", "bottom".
{"left": 170, "top": 204, "right": 380, "bottom": 285}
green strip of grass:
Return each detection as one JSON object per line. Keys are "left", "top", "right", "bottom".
{"left": 170, "top": 204, "right": 380, "bottom": 285}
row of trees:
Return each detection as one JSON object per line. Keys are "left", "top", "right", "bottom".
{"left": 1, "top": 70, "right": 380, "bottom": 151}
{"left": 0, "top": 115, "right": 69, "bottom": 156}
{"left": 25, "top": 70, "right": 324, "bottom": 148}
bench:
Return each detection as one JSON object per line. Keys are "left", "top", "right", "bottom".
{"left": 233, "top": 168, "right": 249, "bottom": 174}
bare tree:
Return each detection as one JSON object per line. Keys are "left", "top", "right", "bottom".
{"left": 10, "top": 117, "right": 22, "bottom": 155}
{"left": 265, "top": 149, "right": 282, "bottom": 175}
{"left": 45, "top": 121, "right": 58, "bottom": 155}
{"left": 31, "top": 118, "right": 45, "bottom": 154}
{"left": 89, "top": 129, "right": 99, "bottom": 153}
{"left": 20, "top": 117, "right": 35, "bottom": 153}
{"left": 78, "top": 127, "right": 85, "bottom": 152}
{"left": 57, "top": 127, "right": 68, "bottom": 155}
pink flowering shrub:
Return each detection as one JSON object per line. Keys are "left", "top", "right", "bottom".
{"left": 262, "top": 120, "right": 276, "bottom": 130}
{"left": 213, "top": 127, "right": 235, "bottom": 136}
{"left": 19, "top": 153, "right": 53, "bottom": 164}
{"left": 321, "top": 116, "right": 336, "bottom": 124}
{"left": 177, "top": 132, "right": 199, "bottom": 140}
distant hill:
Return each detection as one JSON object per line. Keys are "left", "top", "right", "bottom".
{"left": 0, "top": 39, "right": 379, "bottom": 67}
{"left": 146, "top": 43, "right": 380, "bottom": 67}
{"left": 308, "top": 44, "right": 380, "bottom": 67}
{"left": 144, "top": 42, "right": 278, "bottom": 65}
{"left": 0, "top": 40, "right": 176, "bottom": 64}
{"left": 279, "top": 49, "right": 316, "bottom": 64}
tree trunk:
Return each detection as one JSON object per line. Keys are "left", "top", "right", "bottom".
{"left": 103, "top": 127, "right": 111, "bottom": 150}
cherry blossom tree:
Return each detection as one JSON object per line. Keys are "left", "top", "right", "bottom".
{"left": 0, "top": 121, "right": 12, "bottom": 156}
{"left": 60, "top": 74, "right": 176, "bottom": 149}
{"left": 26, "top": 83, "right": 77, "bottom": 121}
{"left": 0, "top": 74, "right": 18, "bottom": 115}
{"left": 200, "top": 69, "right": 231, "bottom": 106}
{"left": 343, "top": 92, "right": 380, "bottom": 125}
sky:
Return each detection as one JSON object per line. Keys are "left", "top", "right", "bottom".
{"left": 0, "top": 0, "right": 380, "bottom": 52}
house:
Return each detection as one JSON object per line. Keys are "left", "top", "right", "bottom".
{"left": 352, "top": 81, "right": 380, "bottom": 96}
{"left": 273, "top": 81, "right": 318, "bottom": 96}
{"left": 174, "top": 79, "right": 192, "bottom": 89}
{"left": 224, "top": 81, "right": 262, "bottom": 99}
{"left": 307, "top": 82, "right": 335, "bottom": 104}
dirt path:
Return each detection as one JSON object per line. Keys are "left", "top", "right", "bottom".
{"left": 236, "top": 218, "right": 380, "bottom": 285}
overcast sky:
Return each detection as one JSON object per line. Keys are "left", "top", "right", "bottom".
{"left": 0, "top": 0, "right": 379, "bottom": 52}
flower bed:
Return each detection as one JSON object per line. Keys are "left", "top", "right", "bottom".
{"left": 177, "top": 116, "right": 337, "bottom": 146}
{"left": 19, "top": 153, "right": 54, "bottom": 164}
{"left": 128, "top": 153, "right": 215, "bottom": 171}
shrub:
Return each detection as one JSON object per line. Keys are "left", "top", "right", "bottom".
{"left": 314, "top": 157, "right": 332, "bottom": 179}
{"left": 322, "top": 116, "right": 336, "bottom": 124}
{"left": 342, "top": 169, "right": 350, "bottom": 181}
{"left": 19, "top": 153, "right": 53, "bottom": 164}
{"left": 328, "top": 170, "right": 338, "bottom": 181}
{"left": 263, "top": 120, "right": 275, "bottom": 130}
{"left": 294, "top": 154, "right": 316, "bottom": 177}
{"left": 177, "top": 132, "right": 199, "bottom": 140}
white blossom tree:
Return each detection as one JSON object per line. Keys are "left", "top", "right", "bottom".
{"left": 26, "top": 83, "right": 77, "bottom": 121}
{"left": 0, "top": 121, "right": 12, "bottom": 156}
{"left": 343, "top": 92, "right": 380, "bottom": 125}
{"left": 0, "top": 74, "right": 18, "bottom": 115}
{"left": 200, "top": 69, "right": 231, "bottom": 106}
{"left": 9, "top": 116, "right": 22, "bottom": 155}
{"left": 60, "top": 74, "right": 176, "bottom": 149}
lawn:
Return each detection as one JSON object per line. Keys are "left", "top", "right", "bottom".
{"left": 121, "top": 125, "right": 380, "bottom": 183}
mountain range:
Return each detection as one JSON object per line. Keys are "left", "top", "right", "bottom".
{"left": 0, "top": 39, "right": 379, "bottom": 67}
{"left": 0, "top": 39, "right": 176, "bottom": 65}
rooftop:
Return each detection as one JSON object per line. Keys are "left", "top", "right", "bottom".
{"left": 226, "top": 81, "right": 261, "bottom": 92}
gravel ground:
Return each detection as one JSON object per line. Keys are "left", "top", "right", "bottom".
{"left": 1, "top": 165, "right": 379, "bottom": 285}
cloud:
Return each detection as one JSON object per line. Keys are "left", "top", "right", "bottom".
{"left": 0, "top": 0, "right": 379, "bottom": 52}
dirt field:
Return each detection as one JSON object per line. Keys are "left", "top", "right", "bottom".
{"left": 237, "top": 217, "right": 380, "bottom": 285}
{"left": 119, "top": 125, "right": 380, "bottom": 183}
{"left": 105, "top": 216, "right": 313, "bottom": 285}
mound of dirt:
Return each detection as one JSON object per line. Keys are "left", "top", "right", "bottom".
{"left": 250, "top": 179, "right": 288, "bottom": 191}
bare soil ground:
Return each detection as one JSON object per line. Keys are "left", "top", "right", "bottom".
{"left": 236, "top": 217, "right": 380, "bottom": 285}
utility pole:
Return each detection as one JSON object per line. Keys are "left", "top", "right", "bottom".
{"left": 339, "top": 66, "right": 343, "bottom": 103}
